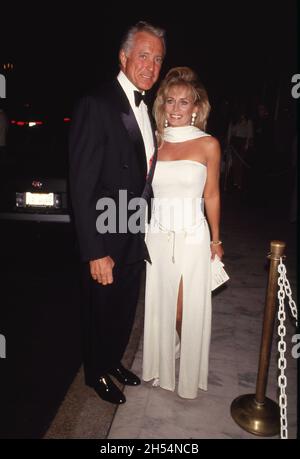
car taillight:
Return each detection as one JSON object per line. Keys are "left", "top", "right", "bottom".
{"left": 11, "top": 120, "right": 44, "bottom": 127}
{"left": 28, "top": 121, "right": 43, "bottom": 127}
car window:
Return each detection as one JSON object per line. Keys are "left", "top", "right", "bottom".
{"left": 3, "top": 102, "right": 71, "bottom": 177}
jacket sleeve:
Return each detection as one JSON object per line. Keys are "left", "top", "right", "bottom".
{"left": 69, "top": 95, "right": 109, "bottom": 262}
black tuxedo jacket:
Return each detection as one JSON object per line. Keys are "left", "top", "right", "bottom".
{"left": 69, "top": 79, "right": 156, "bottom": 265}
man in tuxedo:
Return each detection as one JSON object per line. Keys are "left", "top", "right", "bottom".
{"left": 69, "top": 21, "right": 165, "bottom": 404}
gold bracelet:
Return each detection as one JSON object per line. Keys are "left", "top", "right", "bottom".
{"left": 210, "top": 240, "right": 222, "bottom": 245}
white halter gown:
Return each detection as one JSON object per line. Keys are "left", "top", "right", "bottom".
{"left": 142, "top": 126, "right": 212, "bottom": 399}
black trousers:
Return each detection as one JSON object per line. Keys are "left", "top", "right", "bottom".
{"left": 81, "top": 260, "right": 144, "bottom": 387}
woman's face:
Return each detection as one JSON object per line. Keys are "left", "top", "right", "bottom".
{"left": 164, "top": 85, "right": 198, "bottom": 127}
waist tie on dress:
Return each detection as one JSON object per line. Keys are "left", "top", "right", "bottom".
{"left": 155, "top": 218, "right": 206, "bottom": 264}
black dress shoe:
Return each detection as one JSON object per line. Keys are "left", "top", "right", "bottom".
{"left": 94, "top": 375, "right": 126, "bottom": 404}
{"left": 108, "top": 363, "right": 141, "bottom": 386}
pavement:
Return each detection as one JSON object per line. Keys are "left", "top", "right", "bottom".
{"left": 45, "top": 185, "right": 298, "bottom": 440}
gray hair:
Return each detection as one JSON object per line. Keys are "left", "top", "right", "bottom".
{"left": 120, "top": 21, "right": 166, "bottom": 56}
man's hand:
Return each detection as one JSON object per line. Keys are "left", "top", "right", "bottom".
{"left": 89, "top": 256, "right": 115, "bottom": 285}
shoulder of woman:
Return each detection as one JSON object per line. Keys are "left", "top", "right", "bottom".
{"left": 196, "top": 135, "right": 220, "bottom": 151}
{"left": 196, "top": 136, "right": 221, "bottom": 164}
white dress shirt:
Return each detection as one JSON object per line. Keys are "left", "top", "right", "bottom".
{"left": 117, "top": 71, "right": 154, "bottom": 172}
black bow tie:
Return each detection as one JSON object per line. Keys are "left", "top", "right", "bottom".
{"left": 134, "top": 90, "right": 147, "bottom": 107}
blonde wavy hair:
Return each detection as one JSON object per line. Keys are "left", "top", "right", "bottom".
{"left": 153, "top": 66, "right": 211, "bottom": 137}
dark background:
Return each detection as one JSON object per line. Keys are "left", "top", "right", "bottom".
{"left": 1, "top": 2, "right": 298, "bottom": 117}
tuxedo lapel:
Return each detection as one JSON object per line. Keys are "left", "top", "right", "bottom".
{"left": 147, "top": 110, "right": 158, "bottom": 177}
{"left": 148, "top": 110, "right": 158, "bottom": 152}
{"left": 112, "top": 80, "right": 147, "bottom": 179}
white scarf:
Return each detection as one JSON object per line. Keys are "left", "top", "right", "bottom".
{"left": 163, "top": 126, "right": 210, "bottom": 143}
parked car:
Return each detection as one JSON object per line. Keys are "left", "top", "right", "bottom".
{"left": 0, "top": 103, "right": 82, "bottom": 440}
{"left": 0, "top": 101, "right": 72, "bottom": 223}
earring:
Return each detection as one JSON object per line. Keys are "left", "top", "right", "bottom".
{"left": 164, "top": 119, "right": 169, "bottom": 128}
{"left": 191, "top": 113, "right": 197, "bottom": 126}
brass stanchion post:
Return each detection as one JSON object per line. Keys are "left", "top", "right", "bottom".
{"left": 231, "top": 240, "right": 285, "bottom": 436}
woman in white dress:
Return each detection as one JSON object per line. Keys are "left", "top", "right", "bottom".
{"left": 142, "top": 67, "right": 224, "bottom": 399}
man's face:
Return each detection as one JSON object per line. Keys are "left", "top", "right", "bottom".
{"left": 120, "top": 31, "right": 164, "bottom": 91}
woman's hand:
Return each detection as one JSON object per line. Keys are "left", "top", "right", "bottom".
{"left": 210, "top": 242, "right": 224, "bottom": 260}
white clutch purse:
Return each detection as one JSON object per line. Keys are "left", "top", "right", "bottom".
{"left": 211, "top": 255, "right": 229, "bottom": 291}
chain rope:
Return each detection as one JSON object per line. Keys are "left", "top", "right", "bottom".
{"left": 277, "top": 258, "right": 298, "bottom": 439}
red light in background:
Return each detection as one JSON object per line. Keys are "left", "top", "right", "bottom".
{"left": 11, "top": 120, "right": 43, "bottom": 126}
{"left": 63, "top": 117, "right": 71, "bottom": 122}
